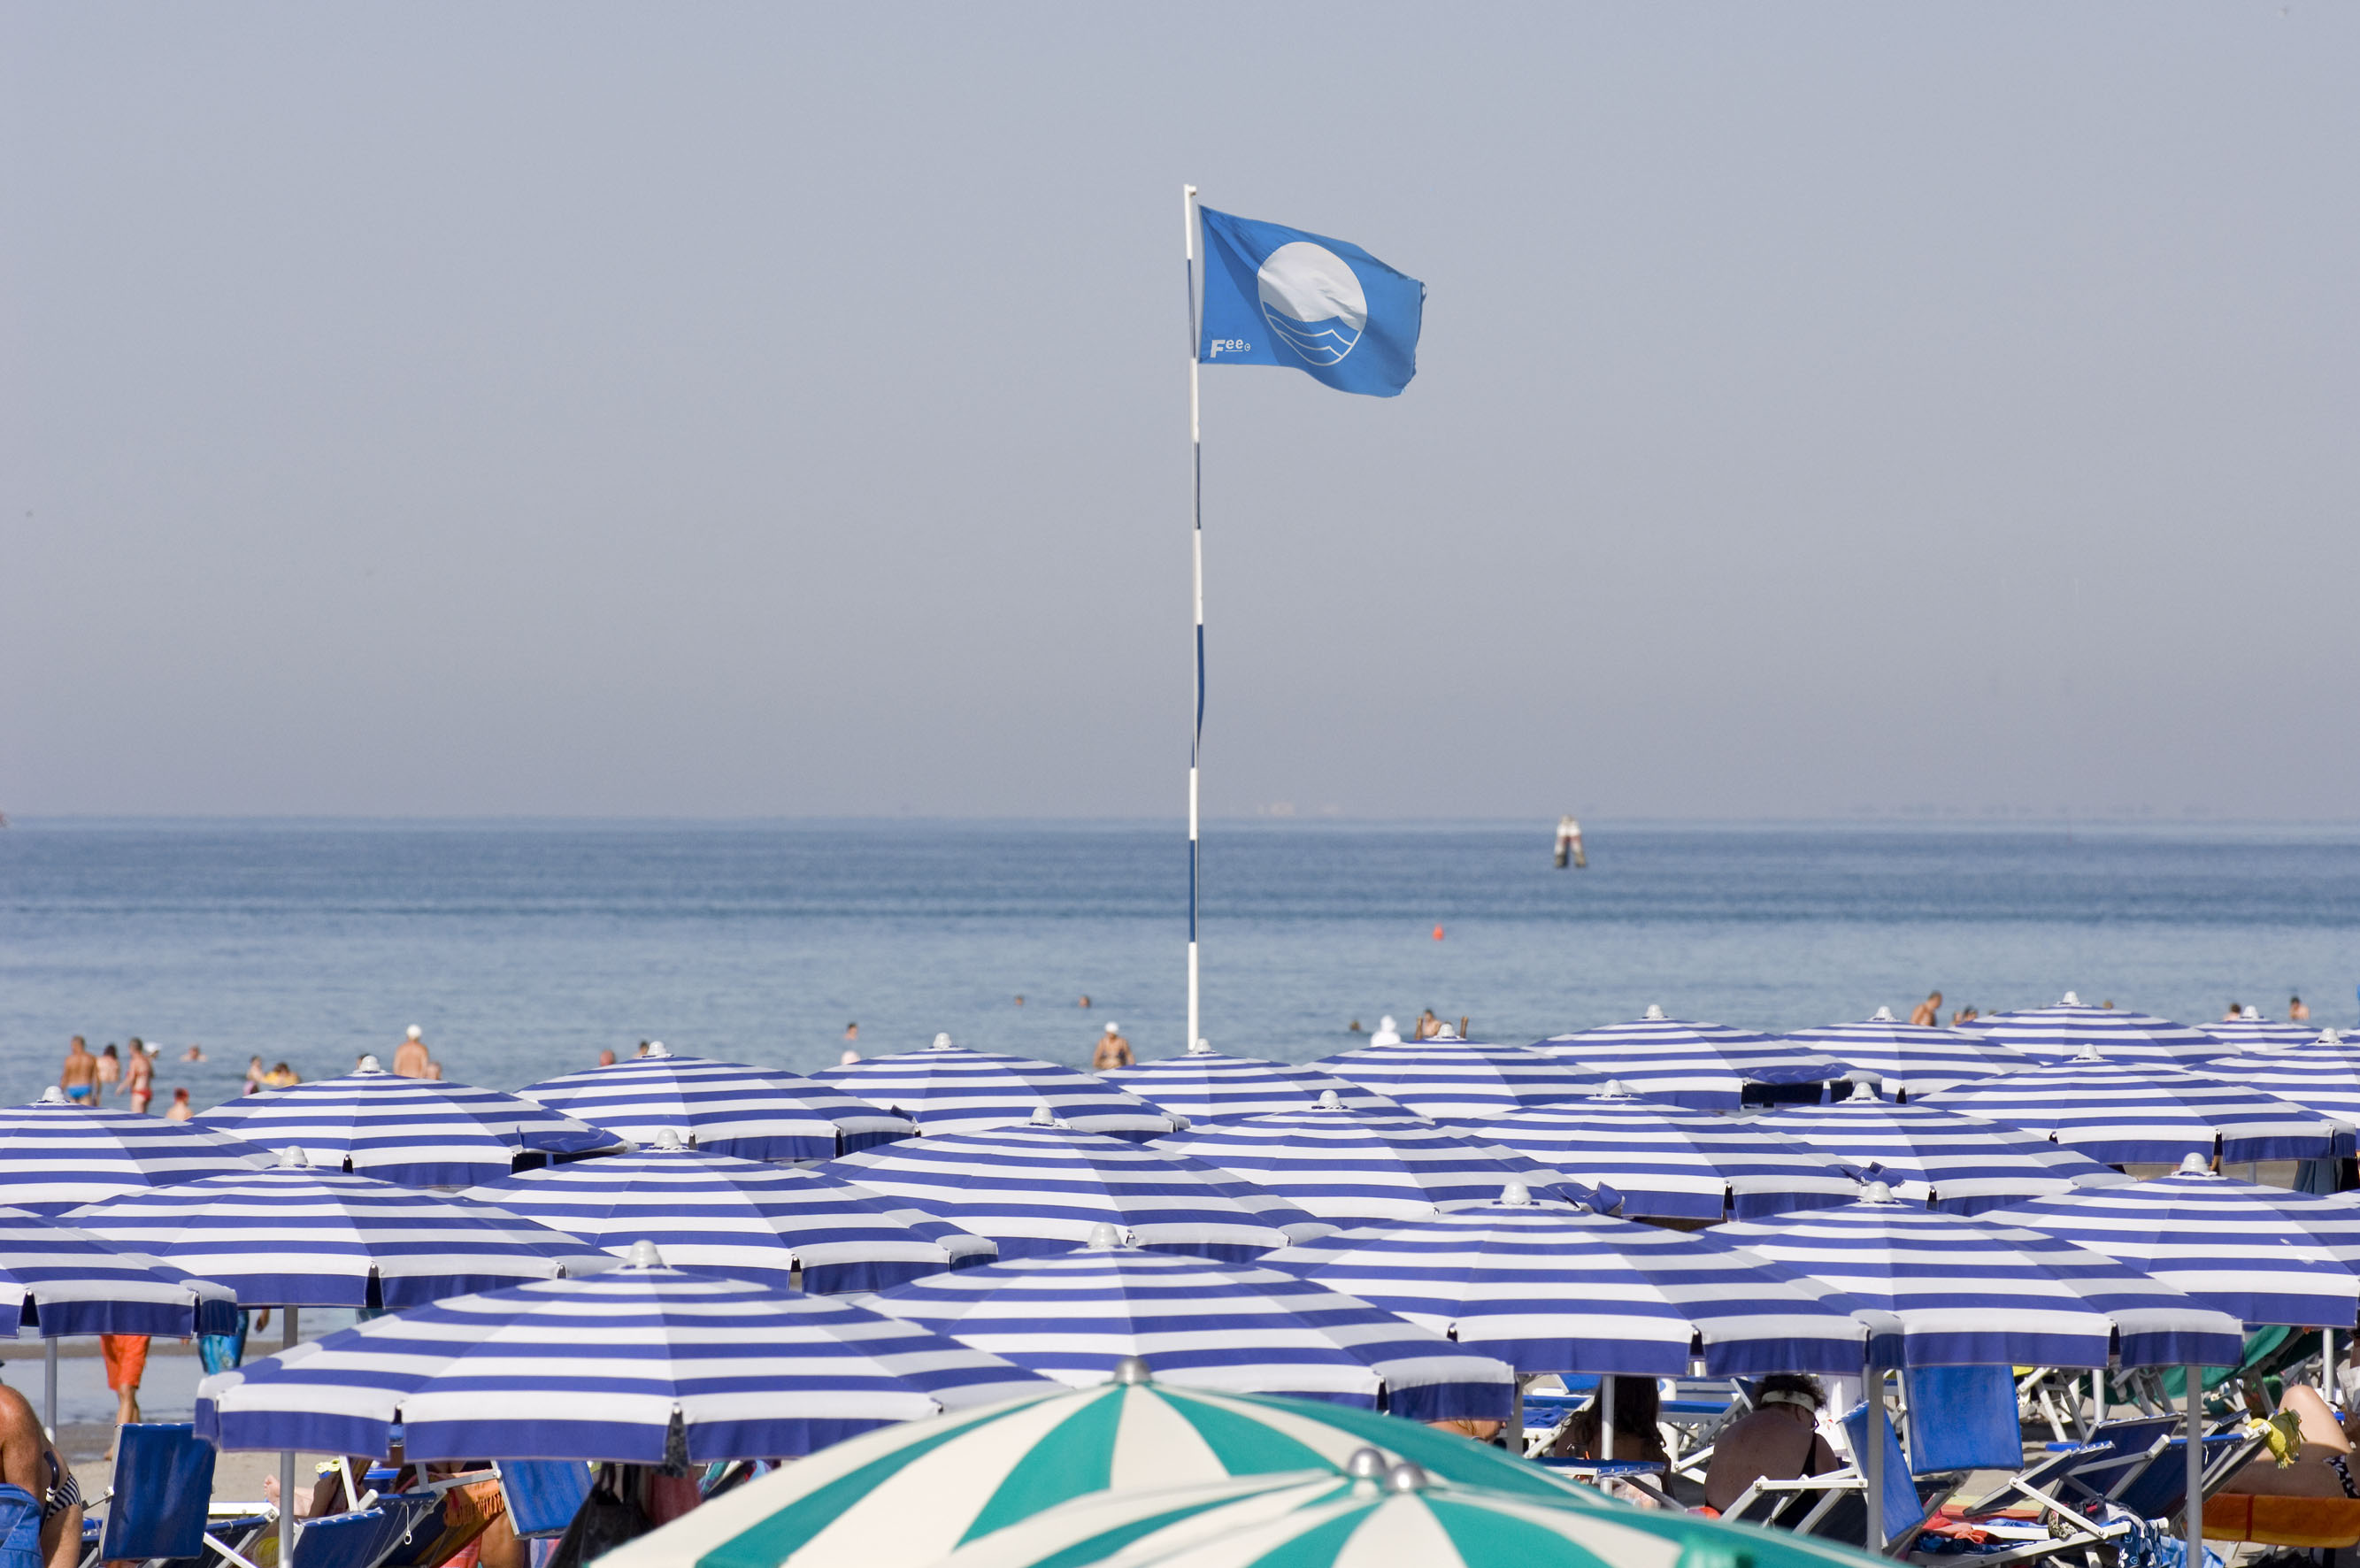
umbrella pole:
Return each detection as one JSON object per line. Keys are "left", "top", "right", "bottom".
{"left": 1600, "top": 1376, "right": 1614, "bottom": 1463}
{"left": 280, "top": 1306, "right": 299, "bottom": 1568}
{"left": 1862, "top": 1351, "right": 1886, "bottom": 1554}
{"left": 42, "top": 1339, "right": 58, "bottom": 1441}
{"left": 2184, "top": 1361, "right": 2203, "bottom": 1568}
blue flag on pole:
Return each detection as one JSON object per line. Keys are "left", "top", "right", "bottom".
{"left": 1196, "top": 207, "right": 1424, "bottom": 397}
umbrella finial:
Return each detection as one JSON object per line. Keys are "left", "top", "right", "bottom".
{"left": 38, "top": 1086, "right": 65, "bottom": 1104}
{"left": 1085, "top": 1222, "right": 1126, "bottom": 1250}
{"left": 1500, "top": 1180, "right": 1531, "bottom": 1206}
{"left": 1028, "top": 1104, "right": 1063, "bottom": 1127}
{"left": 1111, "top": 1355, "right": 1151, "bottom": 1385}
{"left": 274, "top": 1146, "right": 312, "bottom": 1170}
{"left": 1188, "top": 1037, "right": 1212, "bottom": 1055}
{"left": 1317, "top": 1089, "right": 1343, "bottom": 1111}
{"left": 2178, "top": 1152, "right": 2214, "bottom": 1177}
{"left": 2062, "top": 991, "right": 2081, "bottom": 1006}
{"left": 2323, "top": 1030, "right": 2343, "bottom": 1046}
{"left": 1847, "top": 1080, "right": 1880, "bottom": 1102}
{"left": 931, "top": 1033, "right": 955, "bottom": 1050}
{"left": 650, "top": 1128, "right": 688, "bottom": 1152}
{"left": 1383, "top": 1462, "right": 1429, "bottom": 1493}
{"left": 624, "top": 1239, "right": 665, "bottom": 1268}
{"left": 357, "top": 1056, "right": 384, "bottom": 1074}
{"left": 645, "top": 1041, "right": 669, "bottom": 1058}
{"left": 1861, "top": 1180, "right": 1897, "bottom": 1204}
{"left": 1596, "top": 1080, "right": 1632, "bottom": 1100}
{"left": 1344, "top": 1447, "right": 1388, "bottom": 1480}
{"left": 2071, "top": 1045, "right": 2102, "bottom": 1062}
{"left": 1871, "top": 1005, "right": 1895, "bottom": 1022}
{"left": 1644, "top": 1004, "right": 1666, "bottom": 1021}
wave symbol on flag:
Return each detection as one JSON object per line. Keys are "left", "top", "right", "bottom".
{"left": 1257, "top": 242, "right": 1368, "bottom": 366}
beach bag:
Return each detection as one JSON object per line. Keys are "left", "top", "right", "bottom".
{"left": 546, "top": 1474, "right": 648, "bottom": 1568}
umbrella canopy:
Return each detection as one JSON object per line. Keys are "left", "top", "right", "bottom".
{"left": 1749, "top": 1087, "right": 2134, "bottom": 1214}
{"left": 1311, "top": 1038, "right": 1595, "bottom": 1121}
{"left": 865, "top": 1230, "right": 1515, "bottom": 1420}
{"left": 1989, "top": 1157, "right": 2360, "bottom": 1327}
{"left": 593, "top": 1368, "right": 1610, "bottom": 1568}
{"left": 2201, "top": 1018, "right": 2325, "bottom": 1052}
{"left": 1458, "top": 1088, "right": 1856, "bottom": 1221}
{"left": 1961, "top": 995, "right": 2220, "bottom": 1070}
{"left": 194, "top": 1059, "right": 625, "bottom": 1187}
{"left": 1104, "top": 1047, "right": 1404, "bottom": 1124}
{"left": 1155, "top": 1098, "right": 1581, "bottom": 1222}
{"left": 65, "top": 1149, "right": 616, "bottom": 1308}
{"left": 810, "top": 1036, "right": 1176, "bottom": 1140}
{"left": 1527, "top": 1008, "right": 1842, "bottom": 1111}
{"left": 0, "top": 1206, "right": 241, "bottom": 1337}
{"left": 196, "top": 1244, "right": 1050, "bottom": 1462}
{"left": 814, "top": 1121, "right": 1326, "bottom": 1261}
{"left": 1919, "top": 1055, "right": 2345, "bottom": 1166}
{"left": 461, "top": 1132, "right": 994, "bottom": 1293}
{"left": 1783, "top": 1008, "right": 2041, "bottom": 1097}
{"left": 1261, "top": 1185, "right": 1879, "bottom": 1376}
{"left": 1718, "top": 1185, "right": 2247, "bottom": 1368}
{"left": 0, "top": 1088, "right": 265, "bottom": 1214}
{"left": 519, "top": 1043, "right": 914, "bottom": 1161}
{"left": 2201, "top": 1033, "right": 2360, "bottom": 1127}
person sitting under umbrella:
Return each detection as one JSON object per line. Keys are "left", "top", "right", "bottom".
{"left": 2220, "top": 1385, "right": 2360, "bottom": 1499}
{"left": 1705, "top": 1373, "right": 1841, "bottom": 1514}
{"left": 0, "top": 1384, "right": 83, "bottom": 1568}
{"left": 1548, "top": 1375, "right": 1671, "bottom": 1470}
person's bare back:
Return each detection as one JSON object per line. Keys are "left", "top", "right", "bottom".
{"left": 58, "top": 1038, "right": 96, "bottom": 1102}
{"left": 1706, "top": 1379, "right": 1840, "bottom": 1513}
{"left": 1909, "top": 991, "right": 1942, "bottom": 1028}
{"left": 393, "top": 1026, "right": 434, "bottom": 1080}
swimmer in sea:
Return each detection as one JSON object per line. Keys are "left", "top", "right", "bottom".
{"left": 60, "top": 1038, "right": 97, "bottom": 1103}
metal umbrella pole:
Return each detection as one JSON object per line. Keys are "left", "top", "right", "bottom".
{"left": 279, "top": 1306, "right": 299, "bottom": 1568}
{"left": 42, "top": 1339, "right": 58, "bottom": 1442}
{"left": 2183, "top": 1361, "right": 2203, "bottom": 1568}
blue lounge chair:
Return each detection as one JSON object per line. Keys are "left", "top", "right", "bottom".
{"left": 496, "top": 1463, "right": 594, "bottom": 1541}
{"left": 81, "top": 1424, "right": 271, "bottom": 1568}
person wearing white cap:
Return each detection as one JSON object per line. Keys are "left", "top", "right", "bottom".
{"left": 393, "top": 1025, "right": 435, "bottom": 1080}
{"left": 1091, "top": 1019, "right": 1133, "bottom": 1071}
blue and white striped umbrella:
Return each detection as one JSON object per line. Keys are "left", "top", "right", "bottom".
{"left": 1311, "top": 1039, "right": 1597, "bottom": 1121}
{"left": 811, "top": 1036, "right": 1177, "bottom": 1140}
{"left": 0, "top": 1208, "right": 241, "bottom": 1338}
{"left": 1749, "top": 1087, "right": 2135, "bottom": 1214}
{"left": 1989, "top": 1159, "right": 2360, "bottom": 1326}
{"left": 1453, "top": 1088, "right": 1856, "bottom": 1221}
{"left": 462, "top": 1132, "right": 993, "bottom": 1293}
{"left": 2201, "top": 1018, "right": 2325, "bottom": 1052}
{"left": 1105, "top": 1047, "right": 1405, "bottom": 1124}
{"left": 1262, "top": 1185, "right": 1880, "bottom": 1376}
{"left": 864, "top": 1229, "right": 1515, "bottom": 1421}
{"left": 2202, "top": 1033, "right": 2360, "bottom": 1127}
{"left": 0, "top": 1088, "right": 265, "bottom": 1214}
{"left": 1155, "top": 1100, "right": 1583, "bottom": 1222}
{"left": 519, "top": 1042, "right": 914, "bottom": 1161}
{"left": 1961, "top": 995, "right": 2221, "bottom": 1070}
{"left": 194, "top": 1059, "right": 625, "bottom": 1187}
{"left": 1783, "top": 1007, "right": 2041, "bottom": 1098}
{"left": 815, "top": 1122, "right": 1327, "bottom": 1261}
{"left": 1527, "top": 1007, "right": 1842, "bottom": 1111}
{"left": 1919, "top": 1056, "right": 2345, "bottom": 1166}
{"left": 1718, "top": 1186, "right": 2246, "bottom": 1368}
{"left": 196, "top": 1245, "right": 1051, "bottom": 1462}
{"left": 64, "top": 1150, "right": 616, "bottom": 1308}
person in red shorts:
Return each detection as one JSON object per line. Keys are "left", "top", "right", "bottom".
{"left": 100, "top": 1334, "right": 146, "bottom": 1451}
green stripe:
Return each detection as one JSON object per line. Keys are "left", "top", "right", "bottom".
{"left": 700, "top": 1402, "right": 1039, "bottom": 1568}
{"left": 1427, "top": 1497, "right": 1610, "bottom": 1568}
{"left": 959, "top": 1386, "right": 1124, "bottom": 1545}
{"left": 1246, "top": 1506, "right": 1366, "bottom": 1568}
{"left": 1163, "top": 1389, "right": 1341, "bottom": 1475}
{"left": 1003, "top": 1494, "right": 1301, "bottom": 1568}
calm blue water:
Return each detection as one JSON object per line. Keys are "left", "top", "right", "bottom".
{"left": 3, "top": 819, "right": 2356, "bottom": 1113}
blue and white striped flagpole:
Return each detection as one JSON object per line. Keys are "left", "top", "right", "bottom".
{"left": 1183, "top": 183, "right": 1203, "bottom": 1058}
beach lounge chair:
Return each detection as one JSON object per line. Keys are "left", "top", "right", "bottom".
{"left": 1718, "top": 1396, "right": 1935, "bottom": 1554}
{"left": 80, "top": 1424, "right": 273, "bottom": 1568}
{"left": 497, "top": 1462, "right": 595, "bottom": 1541}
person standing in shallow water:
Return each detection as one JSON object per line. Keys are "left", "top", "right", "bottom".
{"left": 59, "top": 1039, "right": 97, "bottom": 1103}
{"left": 1092, "top": 1022, "right": 1133, "bottom": 1071}
{"left": 125, "top": 1045, "right": 155, "bottom": 1115}
{"left": 1910, "top": 992, "right": 1942, "bottom": 1027}
{"left": 95, "top": 1044, "right": 121, "bottom": 1103}
{"left": 2292, "top": 995, "right": 2311, "bottom": 1023}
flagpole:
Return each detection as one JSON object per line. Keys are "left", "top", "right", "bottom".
{"left": 1183, "top": 182, "right": 1203, "bottom": 1057}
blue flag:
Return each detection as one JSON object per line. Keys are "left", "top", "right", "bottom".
{"left": 1197, "top": 206, "right": 1424, "bottom": 397}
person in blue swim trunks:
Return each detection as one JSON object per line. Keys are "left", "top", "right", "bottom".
{"left": 57, "top": 1040, "right": 96, "bottom": 1104}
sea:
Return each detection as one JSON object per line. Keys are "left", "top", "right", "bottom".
{"left": 3, "top": 818, "right": 2357, "bottom": 1114}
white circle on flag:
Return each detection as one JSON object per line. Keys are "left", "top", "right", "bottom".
{"left": 1256, "top": 242, "right": 1367, "bottom": 365}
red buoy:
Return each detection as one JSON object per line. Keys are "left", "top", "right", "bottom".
{"left": 1432, "top": 924, "right": 1445, "bottom": 942}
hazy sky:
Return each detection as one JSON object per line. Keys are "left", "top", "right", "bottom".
{"left": 5, "top": 4, "right": 2355, "bottom": 820}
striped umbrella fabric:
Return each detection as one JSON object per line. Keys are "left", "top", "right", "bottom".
{"left": 1749, "top": 1088, "right": 2135, "bottom": 1214}
{"left": 64, "top": 1151, "right": 617, "bottom": 1308}
{"left": 1989, "top": 1160, "right": 2360, "bottom": 1326}
{"left": 1261, "top": 1187, "right": 1878, "bottom": 1376}
{"left": 2201, "top": 1018, "right": 2325, "bottom": 1052}
{"left": 811, "top": 1036, "right": 1177, "bottom": 1140}
{"left": 1155, "top": 1101, "right": 1582, "bottom": 1223}
{"left": 0, "top": 1208, "right": 241, "bottom": 1338}
{"left": 2201, "top": 1034, "right": 2360, "bottom": 1127}
{"left": 1527, "top": 1008, "right": 1842, "bottom": 1111}
{"left": 1457, "top": 1089, "right": 1856, "bottom": 1221}
{"left": 595, "top": 1372, "right": 1610, "bottom": 1568}
{"left": 462, "top": 1132, "right": 994, "bottom": 1294}
{"left": 519, "top": 1043, "right": 914, "bottom": 1161}
{"left": 1311, "top": 1039, "right": 1596, "bottom": 1121}
{"left": 1105, "top": 1048, "right": 1405, "bottom": 1124}
{"left": 1783, "top": 1007, "right": 2041, "bottom": 1097}
{"left": 194, "top": 1059, "right": 625, "bottom": 1187}
{"left": 815, "top": 1123, "right": 1327, "bottom": 1261}
{"left": 1961, "top": 995, "right": 2221, "bottom": 1070}
{"left": 196, "top": 1247, "right": 1050, "bottom": 1462}
{"left": 0, "top": 1088, "right": 265, "bottom": 1214}
{"left": 1919, "top": 1056, "right": 2345, "bottom": 1166}
{"left": 865, "top": 1234, "right": 1515, "bottom": 1420}
{"left": 1718, "top": 1187, "right": 2247, "bottom": 1368}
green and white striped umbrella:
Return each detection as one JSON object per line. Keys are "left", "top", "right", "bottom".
{"left": 928, "top": 1464, "right": 1878, "bottom": 1568}
{"left": 598, "top": 1364, "right": 1603, "bottom": 1568}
